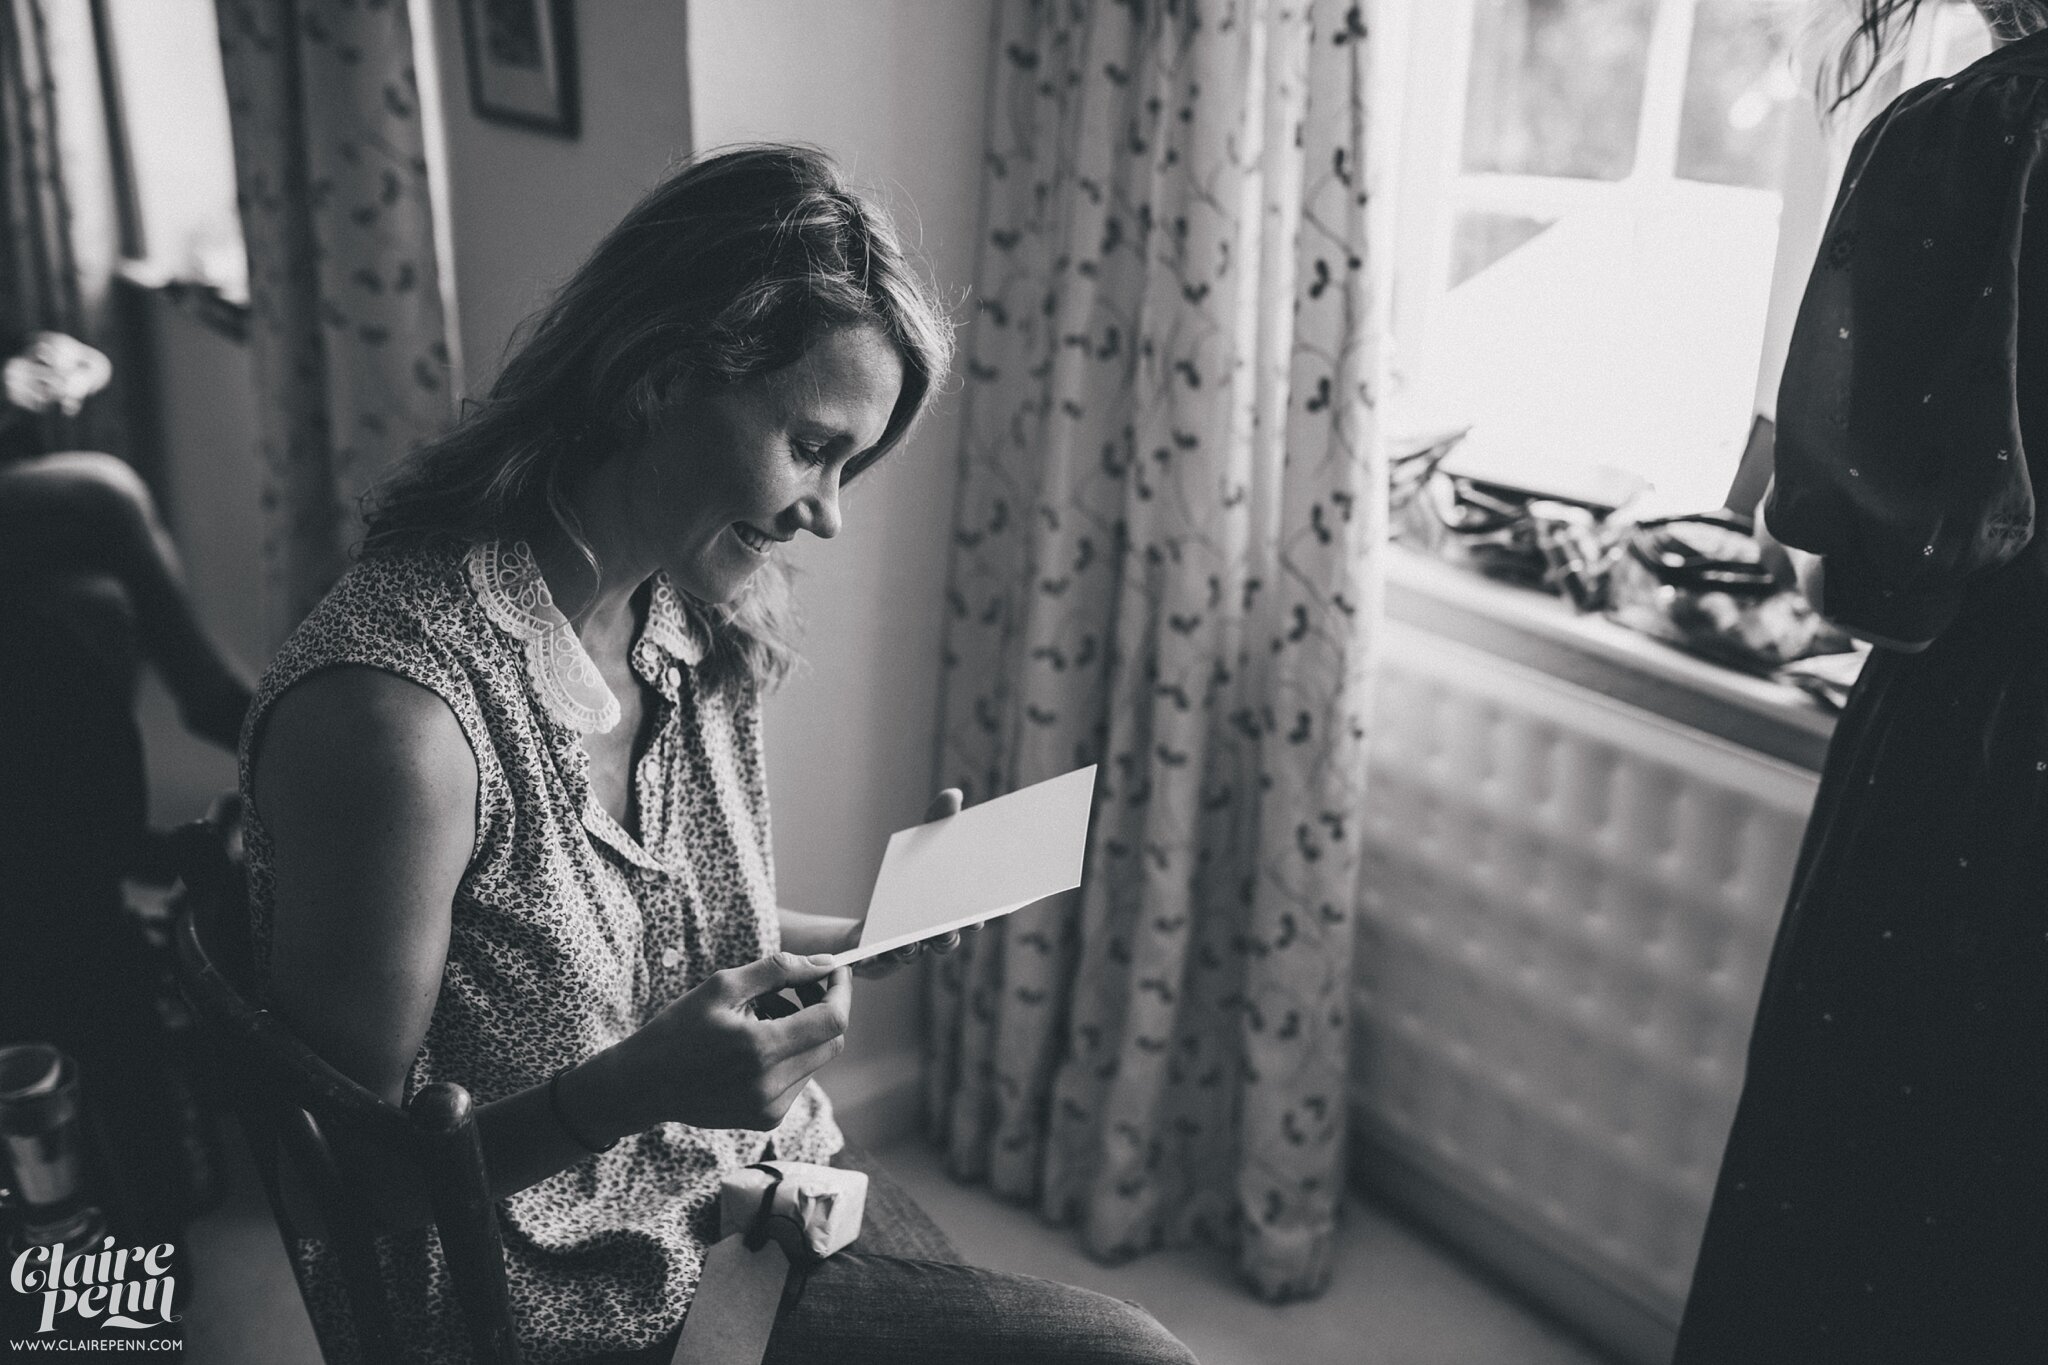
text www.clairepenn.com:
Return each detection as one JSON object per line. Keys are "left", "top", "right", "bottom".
{"left": 7, "top": 1340, "right": 181, "bottom": 1351}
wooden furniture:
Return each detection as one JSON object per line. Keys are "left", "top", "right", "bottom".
{"left": 169, "top": 817, "right": 521, "bottom": 1365}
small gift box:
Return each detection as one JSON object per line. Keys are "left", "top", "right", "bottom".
{"left": 717, "top": 1161, "right": 866, "bottom": 1263}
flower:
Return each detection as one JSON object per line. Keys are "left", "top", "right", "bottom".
{"left": 4, "top": 332, "right": 113, "bottom": 416}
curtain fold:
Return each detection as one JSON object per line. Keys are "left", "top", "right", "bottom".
{"left": 1, "top": 0, "right": 87, "bottom": 455}
{"left": 215, "top": 0, "right": 449, "bottom": 648}
{"left": 927, "top": 0, "right": 1386, "bottom": 1301}
{"left": 0, "top": 0, "right": 79, "bottom": 337}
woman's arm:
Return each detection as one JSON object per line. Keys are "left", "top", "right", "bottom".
{"left": 255, "top": 666, "right": 854, "bottom": 1229}
{"left": 254, "top": 666, "right": 605, "bottom": 1222}
{"left": 1756, "top": 478, "right": 1931, "bottom": 654}
{"left": 1767, "top": 78, "right": 2040, "bottom": 648}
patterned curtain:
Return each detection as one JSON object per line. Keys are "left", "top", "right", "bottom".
{"left": 927, "top": 0, "right": 1386, "bottom": 1301}
{"left": 215, "top": 0, "right": 450, "bottom": 648}
{"left": 0, "top": 0, "right": 85, "bottom": 454}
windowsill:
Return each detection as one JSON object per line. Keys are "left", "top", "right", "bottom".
{"left": 1385, "top": 547, "right": 1837, "bottom": 772}
{"left": 114, "top": 259, "right": 249, "bottom": 344}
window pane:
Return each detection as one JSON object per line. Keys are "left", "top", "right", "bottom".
{"left": 102, "top": 0, "right": 243, "bottom": 295}
{"left": 1923, "top": 3, "right": 1995, "bottom": 76}
{"left": 1450, "top": 212, "right": 1556, "bottom": 288}
{"left": 1676, "top": 0, "right": 1798, "bottom": 189}
{"left": 1462, "top": 0, "right": 1658, "bottom": 180}
{"left": 1408, "top": 185, "right": 1783, "bottom": 511}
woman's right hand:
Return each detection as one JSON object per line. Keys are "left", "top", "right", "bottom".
{"left": 569, "top": 952, "right": 851, "bottom": 1138}
{"left": 257, "top": 666, "right": 850, "bottom": 1209}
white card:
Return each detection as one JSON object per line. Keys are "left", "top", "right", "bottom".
{"left": 830, "top": 765, "right": 1097, "bottom": 967}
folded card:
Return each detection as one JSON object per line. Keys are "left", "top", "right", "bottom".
{"left": 832, "top": 765, "right": 1096, "bottom": 967}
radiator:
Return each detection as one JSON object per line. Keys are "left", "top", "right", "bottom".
{"left": 1352, "top": 619, "right": 1819, "bottom": 1364}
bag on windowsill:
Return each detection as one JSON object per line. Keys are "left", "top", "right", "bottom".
{"left": 1394, "top": 468, "right": 1626, "bottom": 610}
{"left": 1603, "top": 512, "right": 1852, "bottom": 674}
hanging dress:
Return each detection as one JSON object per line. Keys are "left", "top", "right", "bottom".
{"left": 1675, "top": 33, "right": 2048, "bottom": 1365}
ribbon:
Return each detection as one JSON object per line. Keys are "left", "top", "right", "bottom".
{"left": 671, "top": 1161, "right": 868, "bottom": 1365}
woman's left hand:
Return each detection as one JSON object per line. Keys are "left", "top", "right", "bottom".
{"left": 777, "top": 789, "right": 987, "bottom": 975}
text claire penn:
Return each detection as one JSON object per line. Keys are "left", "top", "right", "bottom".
{"left": 10, "top": 1237, "right": 181, "bottom": 1334}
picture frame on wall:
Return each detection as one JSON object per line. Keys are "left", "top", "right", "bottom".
{"left": 458, "top": 0, "right": 579, "bottom": 138}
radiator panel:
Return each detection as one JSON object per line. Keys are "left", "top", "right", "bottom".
{"left": 1353, "top": 622, "right": 1818, "bottom": 1355}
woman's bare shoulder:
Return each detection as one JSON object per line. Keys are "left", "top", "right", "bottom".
{"left": 254, "top": 666, "right": 477, "bottom": 1099}
{"left": 253, "top": 664, "right": 478, "bottom": 854}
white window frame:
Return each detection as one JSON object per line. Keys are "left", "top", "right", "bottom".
{"left": 1754, "top": 2, "right": 1992, "bottom": 419}
{"left": 1373, "top": 0, "right": 2001, "bottom": 746}
{"left": 1389, "top": 0, "right": 1805, "bottom": 394}
{"left": 1384, "top": 0, "right": 1990, "bottom": 505}
{"left": 1417, "top": 0, "right": 1715, "bottom": 307}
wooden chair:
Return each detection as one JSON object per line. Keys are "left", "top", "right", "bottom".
{"left": 168, "top": 816, "right": 522, "bottom": 1365}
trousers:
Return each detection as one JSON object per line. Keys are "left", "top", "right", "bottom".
{"left": 581, "top": 1144, "right": 1198, "bottom": 1365}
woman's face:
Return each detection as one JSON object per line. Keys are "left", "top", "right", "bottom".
{"left": 613, "top": 325, "right": 905, "bottom": 604}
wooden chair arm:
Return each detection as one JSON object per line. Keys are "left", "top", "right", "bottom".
{"left": 412, "top": 1084, "right": 522, "bottom": 1364}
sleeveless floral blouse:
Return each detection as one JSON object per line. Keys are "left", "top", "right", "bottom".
{"left": 239, "top": 540, "right": 840, "bottom": 1364}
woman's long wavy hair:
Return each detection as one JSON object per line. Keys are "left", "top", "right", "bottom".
{"left": 361, "top": 144, "right": 954, "bottom": 694}
{"left": 1823, "top": 1, "right": 2048, "bottom": 110}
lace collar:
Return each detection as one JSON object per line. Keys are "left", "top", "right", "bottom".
{"left": 639, "top": 574, "right": 706, "bottom": 671}
{"left": 465, "top": 540, "right": 704, "bottom": 736}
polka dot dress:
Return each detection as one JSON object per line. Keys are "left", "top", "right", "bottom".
{"left": 1679, "top": 35, "right": 2048, "bottom": 1365}
{"left": 239, "top": 540, "right": 840, "bottom": 1364}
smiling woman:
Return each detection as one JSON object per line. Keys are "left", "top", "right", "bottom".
{"left": 238, "top": 144, "right": 1196, "bottom": 1365}
{"left": 358, "top": 144, "right": 947, "bottom": 698}
{"left": 587, "top": 325, "right": 901, "bottom": 608}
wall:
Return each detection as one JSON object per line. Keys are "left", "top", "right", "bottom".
{"left": 427, "top": 0, "right": 695, "bottom": 390}
{"left": 687, "top": 0, "right": 997, "bottom": 1140}
{"left": 139, "top": 295, "right": 264, "bottom": 827}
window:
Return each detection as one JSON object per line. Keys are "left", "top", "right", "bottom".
{"left": 86, "top": 0, "right": 456, "bottom": 360}
{"left": 1386, "top": 0, "right": 1991, "bottom": 514}
{"left": 97, "top": 0, "right": 245, "bottom": 301}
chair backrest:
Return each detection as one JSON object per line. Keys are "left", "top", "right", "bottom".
{"left": 168, "top": 817, "right": 522, "bottom": 1365}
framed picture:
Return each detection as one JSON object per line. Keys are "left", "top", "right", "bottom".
{"left": 458, "top": 0, "right": 579, "bottom": 138}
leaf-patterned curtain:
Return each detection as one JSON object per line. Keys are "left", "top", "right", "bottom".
{"left": 928, "top": 0, "right": 1386, "bottom": 1301}
{"left": 215, "top": 0, "right": 450, "bottom": 648}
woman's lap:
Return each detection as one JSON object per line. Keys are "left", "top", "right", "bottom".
{"left": 582, "top": 1253, "right": 1194, "bottom": 1365}
{"left": 809, "top": 1146, "right": 1190, "bottom": 1360}
{"left": 576, "top": 1145, "right": 1196, "bottom": 1365}
{"left": 829, "top": 1141, "right": 964, "bottom": 1263}
{"left": 762, "top": 1253, "right": 1196, "bottom": 1365}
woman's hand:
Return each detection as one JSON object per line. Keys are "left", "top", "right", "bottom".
{"left": 567, "top": 952, "right": 851, "bottom": 1137}
{"left": 258, "top": 669, "right": 851, "bottom": 1226}
{"left": 772, "top": 789, "right": 987, "bottom": 979}
{"left": 852, "top": 787, "right": 985, "bottom": 978}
